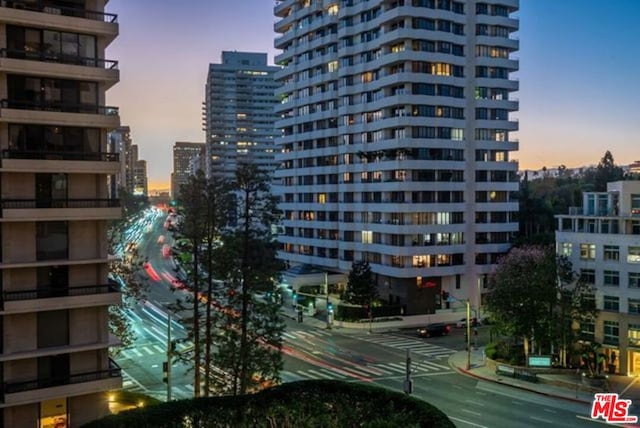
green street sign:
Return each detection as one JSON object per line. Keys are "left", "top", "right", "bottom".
{"left": 528, "top": 355, "right": 552, "bottom": 367}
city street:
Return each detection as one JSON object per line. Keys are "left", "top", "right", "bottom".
{"left": 115, "top": 210, "right": 603, "bottom": 427}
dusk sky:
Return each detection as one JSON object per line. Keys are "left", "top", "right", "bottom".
{"left": 106, "top": 0, "right": 640, "bottom": 191}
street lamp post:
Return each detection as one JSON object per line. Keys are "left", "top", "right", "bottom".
{"left": 325, "top": 272, "right": 331, "bottom": 330}
{"left": 466, "top": 299, "right": 471, "bottom": 371}
{"left": 448, "top": 294, "right": 471, "bottom": 370}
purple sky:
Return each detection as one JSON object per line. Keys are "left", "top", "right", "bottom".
{"left": 106, "top": 0, "right": 640, "bottom": 190}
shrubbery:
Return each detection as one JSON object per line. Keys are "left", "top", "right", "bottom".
{"left": 85, "top": 380, "right": 454, "bottom": 428}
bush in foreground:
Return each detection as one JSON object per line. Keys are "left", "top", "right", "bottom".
{"left": 85, "top": 380, "right": 454, "bottom": 428}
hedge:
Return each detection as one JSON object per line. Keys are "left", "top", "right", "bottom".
{"left": 336, "top": 304, "right": 403, "bottom": 321}
{"left": 84, "top": 380, "right": 454, "bottom": 428}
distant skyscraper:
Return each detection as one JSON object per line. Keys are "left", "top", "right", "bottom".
{"left": 109, "top": 125, "right": 134, "bottom": 193}
{"left": 171, "top": 142, "right": 205, "bottom": 199}
{"left": 0, "top": 1, "right": 122, "bottom": 425}
{"left": 273, "top": 0, "right": 520, "bottom": 314}
{"left": 204, "top": 51, "right": 279, "bottom": 179}
{"left": 133, "top": 159, "right": 148, "bottom": 196}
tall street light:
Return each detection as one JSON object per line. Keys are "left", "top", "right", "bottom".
{"left": 448, "top": 294, "right": 471, "bottom": 370}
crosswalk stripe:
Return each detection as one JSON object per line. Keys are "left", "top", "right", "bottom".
{"left": 345, "top": 364, "right": 383, "bottom": 376}
{"left": 377, "top": 363, "right": 407, "bottom": 374}
{"left": 132, "top": 348, "right": 143, "bottom": 357}
{"left": 282, "top": 332, "right": 297, "bottom": 340}
{"left": 143, "top": 346, "right": 155, "bottom": 355}
{"left": 318, "top": 368, "right": 347, "bottom": 379}
{"left": 153, "top": 345, "right": 165, "bottom": 353}
{"left": 123, "top": 380, "right": 133, "bottom": 387}
{"left": 418, "top": 361, "right": 450, "bottom": 370}
{"left": 306, "top": 369, "right": 336, "bottom": 380}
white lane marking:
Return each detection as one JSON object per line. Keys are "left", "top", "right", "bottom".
{"left": 461, "top": 408, "right": 482, "bottom": 416}
{"left": 153, "top": 344, "right": 165, "bottom": 353}
{"left": 543, "top": 408, "right": 557, "bottom": 414}
{"left": 306, "top": 369, "right": 334, "bottom": 380}
{"left": 448, "top": 416, "right": 488, "bottom": 428}
{"left": 465, "top": 399, "right": 484, "bottom": 407}
{"left": 529, "top": 416, "right": 554, "bottom": 424}
{"left": 511, "top": 400, "right": 523, "bottom": 405}
{"left": 620, "top": 376, "right": 640, "bottom": 396}
{"left": 318, "top": 368, "right": 347, "bottom": 379}
{"left": 132, "top": 348, "right": 143, "bottom": 357}
{"left": 378, "top": 363, "right": 408, "bottom": 374}
{"left": 475, "top": 391, "right": 487, "bottom": 396}
{"left": 123, "top": 380, "right": 133, "bottom": 387}
{"left": 142, "top": 346, "right": 155, "bottom": 355}
{"left": 281, "top": 332, "right": 297, "bottom": 340}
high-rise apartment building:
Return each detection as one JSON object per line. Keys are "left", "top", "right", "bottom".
{"left": 204, "top": 51, "right": 280, "bottom": 179}
{"left": 133, "top": 159, "right": 148, "bottom": 197}
{"left": 171, "top": 141, "right": 205, "bottom": 200}
{"left": 273, "top": 0, "right": 519, "bottom": 314}
{"left": 0, "top": 2, "right": 122, "bottom": 425}
{"left": 556, "top": 181, "right": 640, "bottom": 375}
{"left": 108, "top": 125, "right": 133, "bottom": 194}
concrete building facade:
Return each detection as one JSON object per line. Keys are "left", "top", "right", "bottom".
{"left": 171, "top": 141, "right": 204, "bottom": 200}
{"left": 107, "top": 126, "right": 133, "bottom": 195}
{"left": 0, "top": 1, "right": 122, "bottom": 425}
{"left": 273, "top": 0, "right": 519, "bottom": 314}
{"left": 204, "top": 51, "right": 280, "bottom": 179}
{"left": 556, "top": 181, "right": 640, "bottom": 375}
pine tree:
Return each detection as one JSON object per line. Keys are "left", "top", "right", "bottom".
{"left": 343, "top": 260, "right": 377, "bottom": 306}
{"left": 173, "top": 170, "right": 208, "bottom": 397}
{"left": 211, "top": 163, "right": 285, "bottom": 395}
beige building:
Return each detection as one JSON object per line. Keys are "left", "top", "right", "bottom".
{"left": 0, "top": 2, "right": 122, "bottom": 426}
{"left": 171, "top": 141, "right": 204, "bottom": 200}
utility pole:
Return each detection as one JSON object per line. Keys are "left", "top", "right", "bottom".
{"left": 466, "top": 299, "right": 471, "bottom": 370}
{"left": 403, "top": 349, "right": 412, "bottom": 395}
{"left": 325, "top": 272, "right": 331, "bottom": 330}
{"left": 166, "top": 313, "right": 172, "bottom": 401}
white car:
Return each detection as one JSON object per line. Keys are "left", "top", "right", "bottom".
{"left": 456, "top": 317, "right": 483, "bottom": 328}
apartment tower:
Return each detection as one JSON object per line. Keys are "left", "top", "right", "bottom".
{"left": 274, "top": 0, "right": 519, "bottom": 314}
{"left": 0, "top": 1, "right": 122, "bottom": 426}
{"left": 171, "top": 141, "right": 204, "bottom": 200}
{"left": 204, "top": 51, "right": 280, "bottom": 179}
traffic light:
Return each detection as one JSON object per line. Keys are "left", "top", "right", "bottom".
{"left": 327, "top": 302, "right": 334, "bottom": 314}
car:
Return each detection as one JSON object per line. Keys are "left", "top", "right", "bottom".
{"left": 457, "top": 317, "right": 486, "bottom": 328}
{"left": 417, "top": 323, "right": 451, "bottom": 338}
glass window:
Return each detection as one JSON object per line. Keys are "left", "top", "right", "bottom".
{"left": 629, "top": 272, "right": 640, "bottom": 289}
{"left": 604, "top": 245, "right": 619, "bottom": 261}
{"left": 580, "top": 269, "right": 595, "bottom": 285}
{"left": 36, "top": 221, "right": 68, "bottom": 261}
{"left": 580, "top": 243, "right": 596, "bottom": 260}
{"left": 581, "top": 321, "right": 595, "bottom": 342}
{"left": 628, "top": 246, "right": 640, "bottom": 264}
{"left": 629, "top": 324, "right": 640, "bottom": 347}
{"left": 630, "top": 299, "right": 640, "bottom": 314}
{"left": 559, "top": 242, "right": 572, "bottom": 256}
{"left": 604, "top": 270, "right": 620, "bottom": 287}
{"left": 603, "top": 295, "right": 619, "bottom": 311}
{"left": 604, "top": 320, "right": 619, "bottom": 345}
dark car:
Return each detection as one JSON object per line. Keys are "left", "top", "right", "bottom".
{"left": 417, "top": 323, "right": 451, "bottom": 338}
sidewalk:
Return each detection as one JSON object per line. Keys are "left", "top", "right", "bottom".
{"left": 448, "top": 347, "right": 640, "bottom": 407}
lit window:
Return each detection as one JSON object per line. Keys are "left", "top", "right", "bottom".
{"left": 327, "top": 4, "right": 339, "bottom": 15}
{"left": 628, "top": 247, "right": 640, "bottom": 264}
{"left": 328, "top": 60, "right": 338, "bottom": 72}
{"left": 318, "top": 193, "right": 326, "bottom": 204}
{"left": 362, "top": 230, "right": 372, "bottom": 244}
{"left": 579, "top": 243, "right": 596, "bottom": 260}
{"left": 559, "top": 242, "right": 572, "bottom": 256}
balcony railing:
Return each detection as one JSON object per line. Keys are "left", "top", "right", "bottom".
{"left": 3, "top": 359, "right": 121, "bottom": 395}
{"left": 0, "top": 48, "right": 118, "bottom": 69}
{"left": 1, "top": 99, "right": 119, "bottom": 116}
{"left": 2, "top": 149, "right": 119, "bottom": 162}
{"left": 1, "top": 198, "right": 121, "bottom": 209}
{"left": 2, "top": 280, "right": 120, "bottom": 302}
{"left": 0, "top": 1, "right": 118, "bottom": 23}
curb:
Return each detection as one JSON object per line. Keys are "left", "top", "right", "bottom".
{"left": 449, "top": 359, "right": 591, "bottom": 405}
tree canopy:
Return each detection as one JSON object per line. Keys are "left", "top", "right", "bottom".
{"left": 342, "top": 260, "right": 377, "bottom": 306}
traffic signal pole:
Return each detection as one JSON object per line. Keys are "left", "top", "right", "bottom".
{"left": 466, "top": 300, "right": 471, "bottom": 370}
{"left": 166, "top": 313, "right": 172, "bottom": 401}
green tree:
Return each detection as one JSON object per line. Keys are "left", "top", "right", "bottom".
{"left": 485, "top": 246, "right": 557, "bottom": 359}
{"left": 173, "top": 170, "right": 209, "bottom": 398}
{"left": 342, "top": 260, "right": 377, "bottom": 306}
{"left": 211, "top": 163, "right": 285, "bottom": 396}
{"left": 107, "top": 199, "right": 149, "bottom": 356}
{"left": 593, "top": 150, "right": 625, "bottom": 192}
